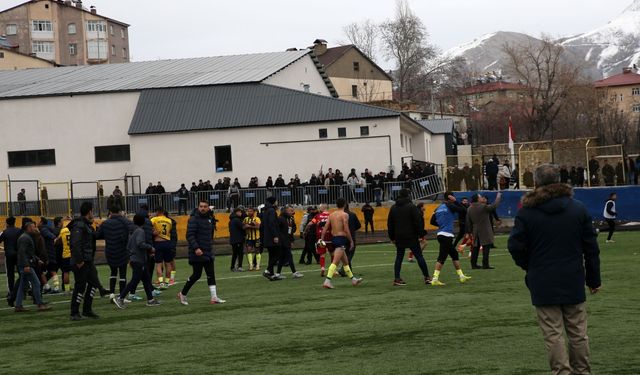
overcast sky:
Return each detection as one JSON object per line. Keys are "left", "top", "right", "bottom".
{"left": 0, "top": 0, "right": 634, "bottom": 67}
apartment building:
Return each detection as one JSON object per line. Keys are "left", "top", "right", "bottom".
{"left": 0, "top": 0, "right": 129, "bottom": 65}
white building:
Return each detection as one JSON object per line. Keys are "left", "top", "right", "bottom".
{"left": 0, "top": 49, "right": 439, "bottom": 198}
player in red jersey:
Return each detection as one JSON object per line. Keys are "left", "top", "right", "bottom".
{"left": 304, "top": 204, "right": 332, "bottom": 277}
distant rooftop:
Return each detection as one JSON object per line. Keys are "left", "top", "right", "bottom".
{"left": 595, "top": 67, "right": 640, "bottom": 88}
{"left": 463, "top": 81, "right": 527, "bottom": 95}
{"left": 0, "top": 50, "right": 334, "bottom": 99}
{"left": 418, "top": 119, "right": 454, "bottom": 134}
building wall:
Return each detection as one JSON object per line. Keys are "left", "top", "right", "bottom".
{"left": 107, "top": 20, "right": 129, "bottom": 63}
{"left": 56, "top": 3, "right": 85, "bottom": 66}
{"left": 263, "top": 54, "right": 331, "bottom": 96}
{"left": 596, "top": 85, "right": 640, "bottom": 120}
{"left": 0, "top": 92, "right": 139, "bottom": 197}
{"left": 130, "top": 117, "right": 403, "bottom": 189}
{"left": 330, "top": 77, "right": 392, "bottom": 102}
{"left": 0, "top": 6, "right": 30, "bottom": 57}
{"left": 0, "top": 49, "right": 55, "bottom": 70}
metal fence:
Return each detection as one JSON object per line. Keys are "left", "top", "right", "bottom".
{"left": 40, "top": 181, "right": 72, "bottom": 217}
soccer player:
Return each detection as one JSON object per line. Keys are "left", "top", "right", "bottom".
{"left": 166, "top": 211, "right": 178, "bottom": 285}
{"left": 39, "top": 217, "right": 59, "bottom": 294}
{"left": 151, "top": 207, "right": 174, "bottom": 289}
{"left": 321, "top": 198, "right": 363, "bottom": 289}
{"left": 55, "top": 219, "right": 73, "bottom": 293}
{"left": 113, "top": 214, "right": 161, "bottom": 309}
{"left": 430, "top": 192, "right": 472, "bottom": 286}
{"left": 177, "top": 200, "right": 225, "bottom": 305}
{"left": 243, "top": 207, "right": 262, "bottom": 271}
{"left": 304, "top": 204, "right": 331, "bottom": 277}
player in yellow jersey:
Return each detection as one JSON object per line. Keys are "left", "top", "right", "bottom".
{"left": 55, "top": 220, "right": 73, "bottom": 293}
{"left": 151, "top": 207, "right": 175, "bottom": 289}
{"left": 243, "top": 207, "right": 262, "bottom": 271}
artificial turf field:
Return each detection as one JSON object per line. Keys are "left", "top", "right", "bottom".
{"left": 1, "top": 232, "right": 639, "bottom": 375}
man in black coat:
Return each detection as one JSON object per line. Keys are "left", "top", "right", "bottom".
{"left": 508, "top": 164, "right": 601, "bottom": 375}
{"left": 387, "top": 189, "right": 430, "bottom": 285}
{"left": 261, "top": 196, "right": 281, "bottom": 280}
{"left": 1, "top": 217, "right": 21, "bottom": 300}
{"left": 95, "top": 207, "right": 134, "bottom": 296}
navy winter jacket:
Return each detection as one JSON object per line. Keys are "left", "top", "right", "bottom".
{"left": 261, "top": 203, "right": 279, "bottom": 248}
{"left": 187, "top": 211, "right": 214, "bottom": 263}
{"left": 96, "top": 214, "right": 134, "bottom": 266}
{"left": 508, "top": 183, "right": 601, "bottom": 306}
{"left": 0, "top": 226, "right": 22, "bottom": 258}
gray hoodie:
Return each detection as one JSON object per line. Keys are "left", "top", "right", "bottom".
{"left": 127, "top": 227, "right": 152, "bottom": 265}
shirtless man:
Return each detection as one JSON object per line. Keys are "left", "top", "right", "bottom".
{"left": 320, "top": 198, "right": 363, "bottom": 289}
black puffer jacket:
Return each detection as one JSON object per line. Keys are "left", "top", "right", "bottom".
{"left": 508, "top": 183, "right": 601, "bottom": 306}
{"left": 96, "top": 214, "right": 134, "bottom": 266}
{"left": 0, "top": 226, "right": 22, "bottom": 258}
{"left": 277, "top": 213, "right": 296, "bottom": 248}
{"left": 187, "top": 211, "right": 214, "bottom": 263}
{"left": 261, "top": 203, "right": 279, "bottom": 248}
{"left": 69, "top": 217, "right": 96, "bottom": 265}
{"left": 387, "top": 197, "right": 424, "bottom": 248}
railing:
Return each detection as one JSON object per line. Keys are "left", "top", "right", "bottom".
{"left": 0, "top": 176, "right": 446, "bottom": 217}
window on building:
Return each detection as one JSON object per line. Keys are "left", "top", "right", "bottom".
{"left": 351, "top": 85, "right": 358, "bottom": 98}
{"left": 122, "top": 48, "right": 127, "bottom": 58}
{"left": 620, "top": 94, "right": 624, "bottom": 101}
{"left": 338, "top": 127, "right": 347, "bottom": 138}
{"left": 360, "top": 126, "right": 370, "bottom": 136}
{"left": 400, "top": 133, "right": 404, "bottom": 147}
{"left": 121, "top": 28, "right": 125, "bottom": 38}
{"left": 214, "top": 145, "right": 233, "bottom": 172}
{"left": 32, "top": 20, "right": 52, "bottom": 32}
{"left": 87, "top": 40, "right": 108, "bottom": 59}
{"left": 408, "top": 137, "right": 412, "bottom": 152}
{"left": 45, "top": 3, "right": 49, "bottom": 8}
{"left": 95, "top": 145, "right": 130, "bottom": 163}
{"left": 109, "top": 25, "right": 114, "bottom": 35}
{"left": 111, "top": 45, "right": 116, "bottom": 56}
{"left": 32, "top": 41, "right": 54, "bottom": 54}
{"left": 8, "top": 149, "right": 56, "bottom": 167}
{"left": 86, "top": 20, "right": 106, "bottom": 33}
{"left": 0, "top": 52, "right": 4, "bottom": 59}
{"left": 353, "top": 61, "right": 360, "bottom": 72}
{"left": 6, "top": 24, "right": 17, "bottom": 35}
{"left": 68, "top": 23, "right": 76, "bottom": 34}
{"left": 632, "top": 87, "right": 640, "bottom": 96}
{"left": 633, "top": 104, "right": 640, "bottom": 112}
{"left": 69, "top": 43, "right": 77, "bottom": 55}
{"left": 303, "top": 84, "right": 310, "bottom": 93}
{"left": 319, "top": 128, "right": 328, "bottom": 139}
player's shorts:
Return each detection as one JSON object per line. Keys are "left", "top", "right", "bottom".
{"left": 60, "top": 258, "right": 72, "bottom": 272}
{"left": 154, "top": 241, "right": 175, "bottom": 263}
{"left": 46, "top": 261, "right": 59, "bottom": 273}
{"left": 332, "top": 236, "right": 348, "bottom": 249}
{"left": 245, "top": 240, "right": 260, "bottom": 249}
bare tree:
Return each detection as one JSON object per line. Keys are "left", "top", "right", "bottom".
{"left": 342, "top": 19, "right": 379, "bottom": 62}
{"left": 380, "top": 0, "right": 436, "bottom": 101}
{"left": 503, "top": 36, "right": 585, "bottom": 141}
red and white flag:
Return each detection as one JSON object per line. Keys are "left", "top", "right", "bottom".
{"left": 508, "top": 117, "right": 516, "bottom": 168}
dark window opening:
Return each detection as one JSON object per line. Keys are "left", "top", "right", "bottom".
{"left": 8, "top": 149, "right": 56, "bottom": 167}
{"left": 319, "top": 128, "right": 328, "bottom": 139}
{"left": 215, "top": 145, "right": 232, "bottom": 172}
{"left": 351, "top": 85, "right": 358, "bottom": 98}
{"left": 95, "top": 145, "right": 130, "bottom": 163}
{"left": 338, "top": 128, "right": 347, "bottom": 137}
{"left": 353, "top": 61, "right": 360, "bottom": 71}
{"left": 360, "top": 126, "right": 370, "bottom": 136}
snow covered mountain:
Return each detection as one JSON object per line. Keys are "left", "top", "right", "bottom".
{"left": 447, "top": 0, "right": 640, "bottom": 79}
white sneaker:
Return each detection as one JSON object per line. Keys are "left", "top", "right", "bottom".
{"left": 123, "top": 298, "right": 132, "bottom": 304}
{"left": 292, "top": 271, "right": 304, "bottom": 279}
{"left": 323, "top": 279, "right": 334, "bottom": 289}
{"left": 351, "top": 277, "right": 363, "bottom": 286}
{"left": 210, "top": 296, "right": 226, "bottom": 304}
{"left": 177, "top": 292, "right": 189, "bottom": 306}
{"left": 606, "top": 240, "right": 615, "bottom": 243}
{"left": 108, "top": 293, "right": 115, "bottom": 303}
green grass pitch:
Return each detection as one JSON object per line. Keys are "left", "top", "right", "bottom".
{"left": 1, "top": 233, "right": 638, "bottom": 374}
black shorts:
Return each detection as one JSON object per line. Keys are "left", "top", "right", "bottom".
{"left": 47, "top": 262, "right": 59, "bottom": 273}
{"left": 437, "top": 235, "right": 459, "bottom": 264}
{"left": 332, "top": 236, "right": 348, "bottom": 249}
{"left": 154, "top": 241, "right": 175, "bottom": 263}
{"left": 245, "top": 239, "right": 260, "bottom": 249}
{"left": 61, "top": 258, "right": 72, "bottom": 272}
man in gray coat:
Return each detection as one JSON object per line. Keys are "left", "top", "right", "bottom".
{"left": 466, "top": 192, "right": 502, "bottom": 269}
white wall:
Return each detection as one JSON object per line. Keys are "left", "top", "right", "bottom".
{"left": 0, "top": 92, "right": 138, "bottom": 198}
{"left": 263, "top": 54, "right": 331, "bottom": 96}
{"left": 430, "top": 134, "right": 447, "bottom": 166}
{"left": 130, "top": 117, "right": 403, "bottom": 190}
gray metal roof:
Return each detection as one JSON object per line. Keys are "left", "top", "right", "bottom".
{"left": 0, "top": 50, "right": 313, "bottom": 99}
{"left": 128, "top": 83, "right": 400, "bottom": 135}
{"left": 417, "top": 118, "right": 454, "bottom": 134}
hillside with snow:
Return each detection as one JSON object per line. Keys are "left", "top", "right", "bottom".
{"left": 447, "top": 0, "right": 640, "bottom": 79}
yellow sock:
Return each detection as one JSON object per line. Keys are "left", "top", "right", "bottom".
{"left": 52, "top": 275, "right": 60, "bottom": 288}
{"left": 433, "top": 270, "right": 440, "bottom": 280}
{"left": 170, "top": 271, "right": 176, "bottom": 281}
{"left": 248, "top": 253, "right": 254, "bottom": 266}
{"left": 343, "top": 265, "right": 354, "bottom": 279}
{"left": 158, "top": 276, "right": 164, "bottom": 284}
{"left": 256, "top": 253, "right": 261, "bottom": 266}
{"left": 64, "top": 283, "right": 70, "bottom": 291}
{"left": 456, "top": 269, "right": 464, "bottom": 277}
{"left": 327, "top": 263, "right": 338, "bottom": 279}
